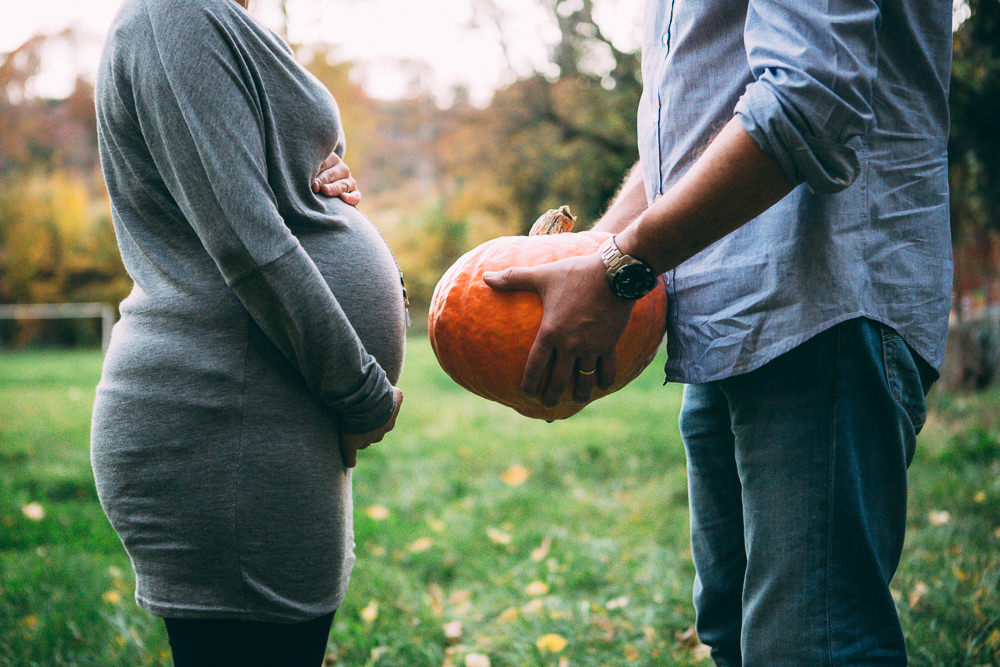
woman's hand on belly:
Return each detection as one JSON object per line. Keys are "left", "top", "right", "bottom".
{"left": 312, "top": 151, "right": 361, "bottom": 206}
{"left": 339, "top": 386, "right": 403, "bottom": 468}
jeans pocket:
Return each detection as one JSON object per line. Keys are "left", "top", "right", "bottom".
{"left": 879, "top": 325, "right": 929, "bottom": 434}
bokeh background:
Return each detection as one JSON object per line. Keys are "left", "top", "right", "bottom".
{"left": 1, "top": 1, "right": 999, "bottom": 665}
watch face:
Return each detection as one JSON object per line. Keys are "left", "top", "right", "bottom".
{"left": 613, "top": 264, "right": 657, "bottom": 299}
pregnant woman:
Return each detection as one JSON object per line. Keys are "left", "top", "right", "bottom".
{"left": 91, "top": 0, "right": 405, "bottom": 663}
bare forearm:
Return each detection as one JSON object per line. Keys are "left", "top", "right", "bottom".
{"left": 592, "top": 164, "right": 648, "bottom": 234}
{"left": 615, "top": 118, "right": 794, "bottom": 273}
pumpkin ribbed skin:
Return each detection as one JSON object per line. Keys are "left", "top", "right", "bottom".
{"left": 427, "top": 226, "right": 667, "bottom": 421}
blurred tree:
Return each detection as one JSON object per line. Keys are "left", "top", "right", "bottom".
{"left": 0, "top": 31, "right": 127, "bottom": 346}
{"left": 950, "top": 0, "right": 1000, "bottom": 234}
{"left": 0, "top": 30, "right": 98, "bottom": 174}
{"left": 949, "top": 0, "right": 1000, "bottom": 321}
{"left": 445, "top": 0, "right": 641, "bottom": 234}
{"left": 300, "top": 0, "right": 648, "bottom": 315}
{"left": 0, "top": 171, "right": 127, "bottom": 305}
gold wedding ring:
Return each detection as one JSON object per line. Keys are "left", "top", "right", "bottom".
{"left": 577, "top": 368, "right": 596, "bottom": 376}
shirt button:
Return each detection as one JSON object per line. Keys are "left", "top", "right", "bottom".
{"left": 661, "top": 33, "right": 669, "bottom": 47}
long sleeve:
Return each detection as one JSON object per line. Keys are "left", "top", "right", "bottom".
{"left": 126, "top": 0, "right": 393, "bottom": 433}
{"left": 734, "top": 0, "right": 881, "bottom": 194}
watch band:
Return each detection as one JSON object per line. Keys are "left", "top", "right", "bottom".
{"left": 599, "top": 235, "right": 657, "bottom": 299}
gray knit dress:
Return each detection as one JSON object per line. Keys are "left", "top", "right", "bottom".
{"left": 91, "top": 0, "right": 405, "bottom": 622}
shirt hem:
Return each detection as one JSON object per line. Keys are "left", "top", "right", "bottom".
{"left": 135, "top": 591, "right": 345, "bottom": 623}
{"left": 663, "top": 311, "right": 936, "bottom": 385}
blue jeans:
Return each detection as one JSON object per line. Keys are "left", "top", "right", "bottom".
{"left": 679, "top": 318, "right": 935, "bottom": 666}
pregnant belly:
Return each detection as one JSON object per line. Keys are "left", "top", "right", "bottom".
{"left": 299, "top": 200, "right": 406, "bottom": 384}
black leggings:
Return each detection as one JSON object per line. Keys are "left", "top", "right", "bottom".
{"left": 163, "top": 611, "right": 335, "bottom": 667}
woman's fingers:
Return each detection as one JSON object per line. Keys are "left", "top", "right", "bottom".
{"left": 313, "top": 152, "right": 361, "bottom": 205}
{"left": 338, "top": 388, "right": 403, "bottom": 468}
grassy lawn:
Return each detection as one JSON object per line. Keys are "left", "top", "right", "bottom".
{"left": 1, "top": 337, "right": 998, "bottom": 666}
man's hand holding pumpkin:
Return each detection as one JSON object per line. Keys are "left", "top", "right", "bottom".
{"left": 483, "top": 253, "right": 633, "bottom": 407}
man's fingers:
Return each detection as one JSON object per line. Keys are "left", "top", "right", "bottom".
{"left": 483, "top": 267, "right": 541, "bottom": 293}
{"left": 597, "top": 354, "right": 616, "bottom": 390}
{"left": 541, "top": 349, "right": 575, "bottom": 408}
{"left": 521, "top": 340, "right": 554, "bottom": 398}
{"left": 572, "top": 356, "right": 599, "bottom": 404}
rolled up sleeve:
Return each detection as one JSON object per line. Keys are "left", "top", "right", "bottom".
{"left": 734, "top": 0, "right": 880, "bottom": 193}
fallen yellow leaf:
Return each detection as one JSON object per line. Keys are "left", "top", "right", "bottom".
{"left": 927, "top": 510, "right": 951, "bottom": 526}
{"left": 498, "top": 606, "right": 519, "bottom": 622}
{"left": 21, "top": 502, "right": 45, "bottom": 522}
{"left": 361, "top": 600, "right": 379, "bottom": 623}
{"left": 536, "top": 633, "right": 568, "bottom": 654}
{"left": 487, "top": 527, "right": 512, "bottom": 545}
{"left": 500, "top": 465, "right": 530, "bottom": 486}
{"left": 522, "top": 599, "right": 545, "bottom": 614}
{"left": 624, "top": 644, "right": 640, "bottom": 660}
{"left": 693, "top": 643, "right": 713, "bottom": 660}
{"left": 974, "top": 490, "right": 986, "bottom": 503}
{"left": 465, "top": 653, "right": 491, "bottom": 667}
{"left": 21, "top": 614, "right": 38, "bottom": 631}
{"left": 364, "top": 505, "right": 390, "bottom": 520}
{"left": 444, "top": 620, "right": 463, "bottom": 641}
{"left": 427, "top": 582, "right": 444, "bottom": 617}
{"left": 908, "top": 581, "right": 929, "bottom": 608}
{"left": 102, "top": 590, "right": 122, "bottom": 605}
{"left": 675, "top": 624, "right": 699, "bottom": 647}
{"left": 429, "top": 519, "right": 447, "bottom": 532}
{"left": 525, "top": 581, "right": 549, "bottom": 596}
{"left": 449, "top": 589, "right": 472, "bottom": 605}
{"left": 408, "top": 537, "right": 433, "bottom": 553}
{"left": 606, "top": 595, "right": 629, "bottom": 610}
{"left": 531, "top": 536, "right": 552, "bottom": 562}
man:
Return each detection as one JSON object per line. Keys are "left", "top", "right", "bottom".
{"left": 485, "top": 1, "right": 952, "bottom": 664}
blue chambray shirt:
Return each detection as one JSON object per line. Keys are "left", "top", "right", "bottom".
{"left": 638, "top": 0, "right": 953, "bottom": 383}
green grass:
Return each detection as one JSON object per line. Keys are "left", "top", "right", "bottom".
{"left": 1, "top": 340, "right": 998, "bottom": 666}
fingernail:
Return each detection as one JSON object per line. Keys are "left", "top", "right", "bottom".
{"left": 312, "top": 180, "right": 320, "bottom": 190}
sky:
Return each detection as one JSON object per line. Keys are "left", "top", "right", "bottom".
{"left": 1, "top": 0, "right": 643, "bottom": 105}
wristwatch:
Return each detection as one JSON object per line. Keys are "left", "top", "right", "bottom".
{"left": 599, "top": 235, "right": 658, "bottom": 300}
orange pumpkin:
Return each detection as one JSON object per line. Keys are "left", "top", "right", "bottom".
{"left": 427, "top": 206, "right": 668, "bottom": 420}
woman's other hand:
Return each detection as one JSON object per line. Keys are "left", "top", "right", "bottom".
{"left": 312, "top": 151, "right": 361, "bottom": 206}
{"left": 339, "top": 386, "right": 403, "bottom": 468}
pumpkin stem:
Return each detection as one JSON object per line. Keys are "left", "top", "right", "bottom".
{"left": 528, "top": 205, "right": 576, "bottom": 236}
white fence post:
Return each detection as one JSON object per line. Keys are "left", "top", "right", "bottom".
{"left": 0, "top": 303, "right": 117, "bottom": 353}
